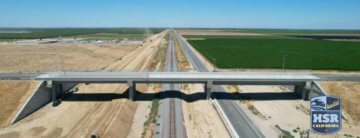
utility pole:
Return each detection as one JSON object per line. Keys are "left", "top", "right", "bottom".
{"left": 282, "top": 55, "right": 288, "bottom": 70}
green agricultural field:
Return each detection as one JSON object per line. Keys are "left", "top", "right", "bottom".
{"left": 179, "top": 28, "right": 360, "bottom": 35}
{"left": 0, "top": 28, "right": 164, "bottom": 39}
{"left": 188, "top": 37, "right": 360, "bottom": 71}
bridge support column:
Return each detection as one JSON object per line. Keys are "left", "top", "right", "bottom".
{"left": 128, "top": 80, "right": 135, "bottom": 101}
{"left": 205, "top": 80, "right": 213, "bottom": 99}
{"left": 51, "top": 82, "right": 63, "bottom": 107}
{"left": 294, "top": 82, "right": 312, "bottom": 100}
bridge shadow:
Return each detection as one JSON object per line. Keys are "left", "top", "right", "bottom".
{"left": 62, "top": 88, "right": 301, "bottom": 102}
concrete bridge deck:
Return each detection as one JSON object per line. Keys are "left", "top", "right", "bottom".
{"left": 36, "top": 72, "right": 320, "bottom": 84}
{"left": 2, "top": 71, "right": 360, "bottom": 82}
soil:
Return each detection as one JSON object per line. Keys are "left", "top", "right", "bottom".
{"left": 0, "top": 44, "right": 136, "bottom": 72}
{"left": 0, "top": 81, "right": 38, "bottom": 128}
{"left": 0, "top": 30, "right": 168, "bottom": 138}
{"left": 320, "top": 82, "right": 360, "bottom": 125}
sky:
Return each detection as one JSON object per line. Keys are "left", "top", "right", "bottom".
{"left": 1, "top": 0, "right": 360, "bottom": 29}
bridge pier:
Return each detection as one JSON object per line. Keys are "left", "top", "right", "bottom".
{"left": 205, "top": 80, "right": 213, "bottom": 99}
{"left": 294, "top": 81, "right": 312, "bottom": 100}
{"left": 50, "top": 82, "right": 63, "bottom": 106}
{"left": 127, "top": 81, "right": 135, "bottom": 101}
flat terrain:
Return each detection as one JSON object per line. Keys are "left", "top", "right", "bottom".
{"left": 76, "top": 33, "right": 148, "bottom": 41}
{"left": 0, "top": 44, "right": 136, "bottom": 72}
{"left": 177, "top": 29, "right": 266, "bottom": 36}
{"left": 180, "top": 29, "right": 360, "bottom": 137}
{"left": 178, "top": 28, "right": 360, "bottom": 35}
{"left": 0, "top": 28, "right": 164, "bottom": 39}
{"left": 188, "top": 36, "right": 360, "bottom": 70}
{"left": 0, "top": 31, "right": 169, "bottom": 137}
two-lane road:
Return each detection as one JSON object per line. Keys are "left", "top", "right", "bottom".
{"left": 174, "top": 30, "right": 264, "bottom": 138}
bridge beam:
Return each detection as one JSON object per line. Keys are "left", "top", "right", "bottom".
{"left": 205, "top": 80, "right": 213, "bottom": 99}
{"left": 127, "top": 80, "right": 135, "bottom": 101}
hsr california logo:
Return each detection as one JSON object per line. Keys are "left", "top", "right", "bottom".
{"left": 310, "top": 96, "right": 342, "bottom": 134}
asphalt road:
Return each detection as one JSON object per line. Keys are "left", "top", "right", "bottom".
{"left": 174, "top": 29, "right": 264, "bottom": 138}
{"left": 156, "top": 31, "right": 186, "bottom": 138}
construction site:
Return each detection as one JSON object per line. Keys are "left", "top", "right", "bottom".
{"left": 0, "top": 28, "right": 359, "bottom": 138}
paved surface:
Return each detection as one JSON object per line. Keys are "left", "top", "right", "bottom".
{"left": 0, "top": 73, "right": 42, "bottom": 80}
{"left": 174, "top": 30, "right": 264, "bottom": 138}
{"left": 32, "top": 72, "right": 320, "bottom": 84}
{"left": 156, "top": 32, "right": 186, "bottom": 138}
{"left": 2, "top": 72, "right": 360, "bottom": 83}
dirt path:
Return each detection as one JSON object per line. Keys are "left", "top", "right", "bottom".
{"left": 0, "top": 30, "right": 168, "bottom": 138}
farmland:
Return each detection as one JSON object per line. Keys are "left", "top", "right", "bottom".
{"left": 178, "top": 28, "right": 360, "bottom": 35}
{"left": 77, "top": 33, "right": 148, "bottom": 41}
{"left": 187, "top": 36, "right": 360, "bottom": 70}
{"left": 0, "top": 28, "right": 165, "bottom": 39}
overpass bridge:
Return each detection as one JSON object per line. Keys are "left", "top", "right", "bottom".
{"left": 36, "top": 71, "right": 318, "bottom": 102}
{"left": 2, "top": 71, "right": 360, "bottom": 106}
{"left": 7, "top": 71, "right": 355, "bottom": 105}
{"left": 2, "top": 71, "right": 360, "bottom": 124}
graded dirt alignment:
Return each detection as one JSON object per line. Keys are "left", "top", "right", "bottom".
{"left": 0, "top": 42, "right": 138, "bottom": 129}
{"left": 0, "top": 30, "right": 168, "bottom": 138}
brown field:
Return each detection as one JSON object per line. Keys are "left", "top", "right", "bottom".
{"left": 320, "top": 82, "right": 360, "bottom": 125}
{"left": 0, "top": 81, "right": 38, "bottom": 128}
{"left": 0, "top": 44, "right": 137, "bottom": 72}
{"left": 0, "top": 30, "right": 168, "bottom": 137}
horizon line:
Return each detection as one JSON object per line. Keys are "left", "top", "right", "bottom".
{"left": 0, "top": 27, "right": 360, "bottom": 31}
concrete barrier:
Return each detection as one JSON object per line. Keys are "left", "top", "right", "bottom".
{"left": 211, "top": 99, "right": 239, "bottom": 138}
{"left": 11, "top": 81, "right": 78, "bottom": 124}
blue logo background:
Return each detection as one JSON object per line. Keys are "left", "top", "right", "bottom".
{"left": 310, "top": 96, "right": 342, "bottom": 134}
